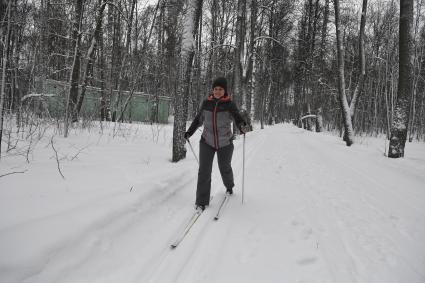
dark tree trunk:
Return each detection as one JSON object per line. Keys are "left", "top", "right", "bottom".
{"left": 169, "top": 0, "right": 185, "bottom": 162}
{"left": 75, "top": 1, "right": 107, "bottom": 117}
{"left": 206, "top": 0, "right": 218, "bottom": 83}
{"left": 0, "top": 0, "right": 12, "bottom": 158}
{"left": 64, "top": 0, "right": 84, "bottom": 137}
{"left": 388, "top": 0, "right": 414, "bottom": 157}
{"left": 99, "top": 1, "right": 107, "bottom": 121}
{"left": 69, "top": 0, "right": 83, "bottom": 121}
{"left": 116, "top": 0, "right": 137, "bottom": 122}
{"left": 316, "top": 107, "right": 324, "bottom": 132}
{"left": 319, "top": 0, "right": 329, "bottom": 68}
{"left": 109, "top": 4, "right": 122, "bottom": 122}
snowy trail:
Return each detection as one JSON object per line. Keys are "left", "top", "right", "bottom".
{"left": 143, "top": 125, "right": 425, "bottom": 283}
{"left": 2, "top": 124, "right": 425, "bottom": 283}
{"left": 293, "top": 129, "right": 425, "bottom": 283}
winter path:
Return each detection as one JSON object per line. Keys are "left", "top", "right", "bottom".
{"left": 1, "top": 123, "right": 424, "bottom": 283}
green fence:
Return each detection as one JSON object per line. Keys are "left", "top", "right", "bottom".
{"left": 35, "top": 78, "right": 171, "bottom": 123}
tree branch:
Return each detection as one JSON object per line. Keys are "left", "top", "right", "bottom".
{"left": 0, "top": 170, "right": 28, "bottom": 178}
{"left": 50, "top": 137, "right": 65, "bottom": 179}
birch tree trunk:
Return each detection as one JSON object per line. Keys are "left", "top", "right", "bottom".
{"left": 245, "top": 0, "right": 257, "bottom": 117}
{"left": 172, "top": 0, "right": 203, "bottom": 162}
{"left": 333, "top": 0, "right": 354, "bottom": 146}
{"left": 388, "top": 0, "right": 414, "bottom": 157}
{"left": 233, "top": 0, "right": 247, "bottom": 108}
{"left": 343, "top": 0, "right": 367, "bottom": 141}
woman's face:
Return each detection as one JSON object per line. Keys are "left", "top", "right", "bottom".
{"left": 213, "top": 86, "right": 225, "bottom": 99}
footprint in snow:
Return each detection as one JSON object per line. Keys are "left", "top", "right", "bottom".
{"left": 297, "top": 256, "right": 318, "bottom": 266}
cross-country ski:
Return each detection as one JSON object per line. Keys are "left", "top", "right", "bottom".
{"left": 170, "top": 208, "right": 204, "bottom": 249}
{"left": 214, "top": 193, "right": 231, "bottom": 221}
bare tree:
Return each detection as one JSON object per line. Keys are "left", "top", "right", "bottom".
{"left": 64, "top": 0, "right": 84, "bottom": 137}
{"left": 99, "top": 0, "right": 107, "bottom": 121}
{"left": 349, "top": 0, "right": 368, "bottom": 119}
{"left": 388, "top": 0, "right": 414, "bottom": 157}
{"left": 246, "top": 0, "right": 258, "bottom": 117}
{"left": 112, "top": 0, "right": 137, "bottom": 122}
{"left": 333, "top": 0, "right": 354, "bottom": 146}
{"left": 0, "top": 0, "right": 12, "bottom": 158}
{"left": 233, "top": 0, "right": 247, "bottom": 108}
{"left": 319, "top": 0, "right": 329, "bottom": 69}
{"left": 75, "top": 0, "right": 108, "bottom": 117}
{"left": 408, "top": 0, "right": 424, "bottom": 141}
{"left": 343, "top": 0, "right": 368, "bottom": 142}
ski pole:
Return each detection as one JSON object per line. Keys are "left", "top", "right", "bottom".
{"left": 186, "top": 138, "right": 199, "bottom": 165}
{"left": 242, "top": 133, "right": 246, "bottom": 204}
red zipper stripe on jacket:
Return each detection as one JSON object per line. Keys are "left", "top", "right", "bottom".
{"left": 213, "top": 101, "right": 219, "bottom": 149}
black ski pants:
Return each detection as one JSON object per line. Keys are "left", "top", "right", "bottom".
{"left": 196, "top": 140, "right": 234, "bottom": 206}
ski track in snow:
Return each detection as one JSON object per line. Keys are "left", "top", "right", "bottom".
{"left": 2, "top": 165, "right": 193, "bottom": 283}
{"left": 1, "top": 124, "right": 425, "bottom": 283}
{"left": 141, "top": 131, "right": 268, "bottom": 283}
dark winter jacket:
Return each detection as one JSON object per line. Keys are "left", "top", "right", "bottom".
{"left": 186, "top": 94, "right": 246, "bottom": 149}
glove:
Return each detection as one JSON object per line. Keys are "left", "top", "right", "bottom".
{"left": 239, "top": 123, "right": 248, "bottom": 134}
{"left": 184, "top": 132, "right": 191, "bottom": 140}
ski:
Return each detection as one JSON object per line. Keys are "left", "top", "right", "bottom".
{"left": 170, "top": 208, "right": 203, "bottom": 249}
{"left": 214, "top": 193, "right": 231, "bottom": 221}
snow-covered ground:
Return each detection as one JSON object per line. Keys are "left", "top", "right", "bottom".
{"left": 1, "top": 122, "right": 424, "bottom": 283}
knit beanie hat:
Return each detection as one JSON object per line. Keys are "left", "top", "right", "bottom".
{"left": 212, "top": 77, "right": 228, "bottom": 93}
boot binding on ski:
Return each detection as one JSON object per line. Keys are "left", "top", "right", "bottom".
{"left": 195, "top": 204, "right": 206, "bottom": 211}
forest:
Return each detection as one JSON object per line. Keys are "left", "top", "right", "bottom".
{"left": 0, "top": 0, "right": 424, "bottom": 161}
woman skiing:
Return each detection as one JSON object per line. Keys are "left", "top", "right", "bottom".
{"left": 184, "top": 77, "right": 247, "bottom": 210}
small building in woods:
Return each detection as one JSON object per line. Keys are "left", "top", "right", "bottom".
{"left": 31, "top": 78, "right": 171, "bottom": 123}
